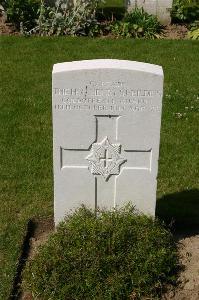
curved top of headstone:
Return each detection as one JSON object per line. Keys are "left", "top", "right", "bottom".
{"left": 53, "top": 59, "right": 163, "bottom": 76}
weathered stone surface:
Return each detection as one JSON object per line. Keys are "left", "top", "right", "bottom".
{"left": 52, "top": 59, "right": 163, "bottom": 225}
{"left": 127, "top": 0, "right": 173, "bottom": 24}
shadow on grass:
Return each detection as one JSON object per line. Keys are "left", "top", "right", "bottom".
{"left": 156, "top": 189, "right": 199, "bottom": 232}
{"left": 9, "top": 220, "right": 37, "bottom": 300}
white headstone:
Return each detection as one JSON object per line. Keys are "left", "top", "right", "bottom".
{"left": 52, "top": 59, "right": 163, "bottom": 225}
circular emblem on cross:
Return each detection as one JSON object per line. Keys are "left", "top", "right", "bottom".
{"left": 86, "top": 136, "right": 126, "bottom": 181}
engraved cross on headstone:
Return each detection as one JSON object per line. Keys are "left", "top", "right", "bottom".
{"left": 100, "top": 149, "right": 112, "bottom": 168}
{"left": 61, "top": 115, "right": 152, "bottom": 208}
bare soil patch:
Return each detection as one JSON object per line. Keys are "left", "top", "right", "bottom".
{"left": 163, "top": 230, "right": 199, "bottom": 300}
{"left": 0, "top": 15, "right": 16, "bottom": 35}
{"left": 28, "top": 217, "right": 54, "bottom": 258}
{"left": 162, "top": 24, "right": 188, "bottom": 40}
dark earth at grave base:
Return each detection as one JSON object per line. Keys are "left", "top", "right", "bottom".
{"left": 0, "top": 16, "right": 17, "bottom": 35}
{"left": 19, "top": 218, "right": 199, "bottom": 300}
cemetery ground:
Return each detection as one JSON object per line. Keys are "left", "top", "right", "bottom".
{"left": 0, "top": 36, "right": 198, "bottom": 299}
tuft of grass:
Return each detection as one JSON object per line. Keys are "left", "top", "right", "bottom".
{"left": 23, "top": 205, "right": 178, "bottom": 300}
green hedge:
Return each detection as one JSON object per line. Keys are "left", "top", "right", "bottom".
{"left": 172, "top": 0, "right": 199, "bottom": 23}
{"left": 0, "top": 0, "right": 40, "bottom": 29}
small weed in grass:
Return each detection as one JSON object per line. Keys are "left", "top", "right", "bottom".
{"left": 23, "top": 205, "right": 178, "bottom": 300}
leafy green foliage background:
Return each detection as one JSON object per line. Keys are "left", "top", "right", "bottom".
{"left": 172, "top": 0, "right": 199, "bottom": 22}
{"left": 0, "top": 0, "right": 40, "bottom": 29}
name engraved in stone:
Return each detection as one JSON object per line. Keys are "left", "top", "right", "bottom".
{"left": 54, "top": 87, "right": 162, "bottom": 98}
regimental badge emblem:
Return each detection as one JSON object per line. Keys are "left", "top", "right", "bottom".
{"left": 86, "top": 136, "right": 126, "bottom": 181}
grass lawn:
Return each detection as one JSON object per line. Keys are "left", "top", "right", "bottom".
{"left": 0, "top": 36, "right": 198, "bottom": 299}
